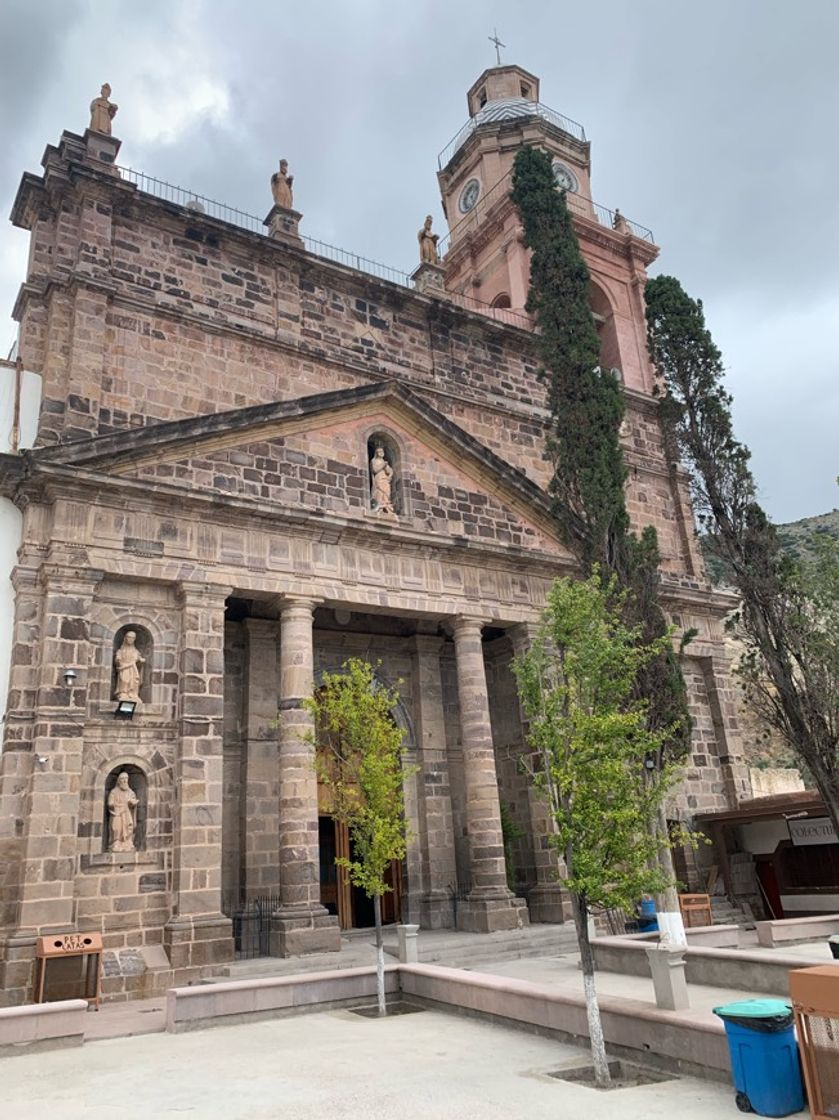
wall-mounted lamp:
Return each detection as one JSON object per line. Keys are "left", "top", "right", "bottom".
{"left": 62, "top": 668, "right": 78, "bottom": 687}
{"left": 113, "top": 700, "right": 137, "bottom": 721}
{"left": 36, "top": 755, "right": 48, "bottom": 766}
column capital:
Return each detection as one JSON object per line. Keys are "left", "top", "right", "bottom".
{"left": 279, "top": 596, "right": 322, "bottom": 616}
{"left": 39, "top": 564, "right": 105, "bottom": 593}
{"left": 177, "top": 581, "right": 233, "bottom": 607}
{"left": 509, "top": 621, "right": 539, "bottom": 657}
{"left": 412, "top": 633, "right": 445, "bottom": 656}
{"left": 243, "top": 617, "right": 278, "bottom": 640}
{"left": 451, "top": 615, "right": 489, "bottom": 638}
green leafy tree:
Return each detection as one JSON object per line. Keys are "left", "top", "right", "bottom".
{"left": 511, "top": 147, "right": 692, "bottom": 937}
{"left": 306, "top": 658, "right": 411, "bottom": 1016}
{"left": 513, "top": 573, "right": 684, "bottom": 1087}
{"left": 646, "top": 275, "right": 839, "bottom": 836}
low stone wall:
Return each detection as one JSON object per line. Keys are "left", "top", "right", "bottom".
{"left": 756, "top": 914, "right": 839, "bottom": 948}
{"left": 399, "top": 964, "right": 729, "bottom": 1080}
{"left": 0, "top": 999, "right": 88, "bottom": 1055}
{"left": 166, "top": 965, "right": 400, "bottom": 1032}
{"left": 592, "top": 935, "right": 806, "bottom": 997}
{"left": 165, "top": 962, "right": 729, "bottom": 1079}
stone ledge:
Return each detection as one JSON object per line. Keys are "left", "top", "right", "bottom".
{"left": 166, "top": 964, "right": 399, "bottom": 1032}
{"left": 756, "top": 913, "right": 839, "bottom": 948}
{"left": 0, "top": 999, "right": 88, "bottom": 1057}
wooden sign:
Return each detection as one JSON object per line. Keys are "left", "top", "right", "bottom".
{"left": 788, "top": 817, "right": 838, "bottom": 847}
{"left": 36, "top": 932, "right": 103, "bottom": 958}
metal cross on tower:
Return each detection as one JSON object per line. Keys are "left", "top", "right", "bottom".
{"left": 488, "top": 28, "right": 505, "bottom": 66}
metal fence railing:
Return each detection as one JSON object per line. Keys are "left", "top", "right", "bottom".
{"left": 436, "top": 168, "right": 654, "bottom": 258}
{"left": 438, "top": 100, "right": 587, "bottom": 170}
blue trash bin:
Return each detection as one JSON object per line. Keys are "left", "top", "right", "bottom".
{"left": 636, "top": 896, "right": 659, "bottom": 933}
{"left": 713, "top": 999, "right": 805, "bottom": 1117}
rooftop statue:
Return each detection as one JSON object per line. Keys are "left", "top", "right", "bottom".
{"left": 89, "top": 83, "right": 118, "bottom": 136}
{"left": 271, "top": 159, "right": 294, "bottom": 209}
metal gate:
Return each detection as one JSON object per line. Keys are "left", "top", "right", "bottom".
{"left": 222, "top": 894, "right": 280, "bottom": 960}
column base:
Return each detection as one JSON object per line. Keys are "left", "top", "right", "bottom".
{"left": 419, "top": 890, "right": 455, "bottom": 930}
{"left": 84, "top": 128, "right": 121, "bottom": 171}
{"left": 163, "top": 913, "right": 234, "bottom": 972}
{"left": 455, "top": 891, "right": 529, "bottom": 933}
{"left": 411, "top": 261, "right": 446, "bottom": 296}
{"left": 270, "top": 905, "right": 340, "bottom": 957}
{"left": 263, "top": 204, "right": 303, "bottom": 246}
{"left": 0, "top": 933, "right": 38, "bottom": 1007}
{"left": 526, "top": 883, "right": 572, "bottom": 924}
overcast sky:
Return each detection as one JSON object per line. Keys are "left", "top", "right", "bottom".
{"left": 0, "top": 0, "right": 836, "bottom": 523}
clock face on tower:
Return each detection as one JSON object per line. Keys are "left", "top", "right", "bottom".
{"left": 552, "top": 160, "right": 579, "bottom": 194}
{"left": 458, "top": 178, "right": 480, "bottom": 214}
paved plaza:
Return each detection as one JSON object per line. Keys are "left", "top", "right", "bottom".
{"left": 3, "top": 1005, "right": 739, "bottom": 1120}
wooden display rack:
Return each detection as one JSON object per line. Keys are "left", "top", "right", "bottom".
{"left": 34, "top": 932, "right": 103, "bottom": 1010}
{"left": 790, "top": 965, "right": 839, "bottom": 1120}
{"left": 678, "top": 892, "right": 713, "bottom": 928}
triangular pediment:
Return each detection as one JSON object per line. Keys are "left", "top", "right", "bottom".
{"left": 32, "top": 382, "right": 568, "bottom": 556}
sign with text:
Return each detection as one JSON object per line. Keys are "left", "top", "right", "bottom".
{"left": 788, "top": 816, "right": 838, "bottom": 847}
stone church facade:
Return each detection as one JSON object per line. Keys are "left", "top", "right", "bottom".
{"left": 0, "top": 64, "right": 748, "bottom": 1003}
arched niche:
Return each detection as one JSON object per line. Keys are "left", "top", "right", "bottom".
{"left": 111, "top": 624, "right": 153, "bottom": 704}
{"left": 589, "top": 280, "right": 622, "bottom": 377}
{"left": 102, "top": 763, "right": 148, "bottom": 853}
{"left": 366, "top": 430, "right": 403, "bottom": 515}
{"left": 491, "top": 292, "right": 512, "bottom": 309}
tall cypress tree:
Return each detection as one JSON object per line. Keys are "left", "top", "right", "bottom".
{"left": 511, "top": 146, "right": 690, "bottom": 760}
{"left": 512, "top": 146, "right": 693, "bottom": 942}
{"left": 511, "top": 146, "right": 628, "bottom": 574}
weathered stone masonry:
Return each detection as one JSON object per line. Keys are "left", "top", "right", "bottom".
{"left": 0, "top": 90, "right": 748, "bottom": 1004}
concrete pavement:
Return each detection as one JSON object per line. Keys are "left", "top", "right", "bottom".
{"left": 3, "top": 1005, "right": 744, "bottom": 1120}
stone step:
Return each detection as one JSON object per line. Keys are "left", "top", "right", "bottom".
{"left": 205, "top": 924, "right": 578, "bottom": 983}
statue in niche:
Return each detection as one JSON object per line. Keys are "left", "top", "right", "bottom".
{"left": 114, "top": 630, "right": 145, "bottom": 702}
{"left": 271, "top": 159, "right": 294, "bottom": 209}
{"left": 89, "top": 83, "right": 118, "bottom": 135}
{"left": 108, "top": 771, "right": 139, "bottom": 852}
{"left": 418, "top": 215, "right": 439, "bottom": 264}
{"left": 369, "top": 445, "right": 395, "bottom": 514}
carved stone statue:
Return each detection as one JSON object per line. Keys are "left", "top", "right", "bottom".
{"left": 114, "top": 631, "right": 145, "bottom": 702}
{"left": 369, "top": 445, "right": 395, "bottom": 513}
{"left": 271, "top": 159, "right": 294, "bottom": 209}
{"left": 612, "top": 208, "right": 630, "bottom": 235}
{"left": 89, "top": 84, "right": 118, "bottom": 135}
{"left": 418, "top": 215, "right": 439, "bottom": 265}
{"left": 108, "top": 772, "right": 139, "bottom": 852}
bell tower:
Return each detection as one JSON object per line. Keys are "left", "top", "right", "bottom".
{"left": 436, "top": 64, "right": 660, "bottom": 394}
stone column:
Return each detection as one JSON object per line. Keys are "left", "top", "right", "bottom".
{"left": 412, "top": 635, "right": 457, "bottom": 929}
{"left": 0, "top": 564, "right": 101, "bottom": 1004}
{"left": 242, "top": 618, "right": 281, "bottom": 896}
{"left": 510, "top": 624, "right": 570, "bottom": 924}
{"left": 164, "top": 582, "right": 233, "bottom": 974}
{"left": 451, "top": 616, "right": 528, "bottom": 932}
{"left": 271, "top": 597, "right": 339, "bottom": 955}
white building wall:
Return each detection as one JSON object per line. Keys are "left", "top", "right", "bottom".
{"left": 0, "top": 362, "right": 41, "bottom": 724}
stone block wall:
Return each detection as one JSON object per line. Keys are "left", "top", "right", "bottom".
{"left": 12, "top": 135, "right": 701, "bottom": 581}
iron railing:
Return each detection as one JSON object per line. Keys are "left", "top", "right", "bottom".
{"left": 437, "top": 168, "right": 654, "bottom": 257}
{"left": 222, "top": 892, "right": 281, "bottom": 959}
{"left": 118, "top": 166, "right": 414, "bottom": 289}
{"left": 438, "top": 100, "right": 587, "bottom": 170}
{"left": 116, "top": 165, "right": 532, "bottom": 325}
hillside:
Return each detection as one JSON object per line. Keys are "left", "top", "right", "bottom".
{"left": 701, "top": 508, "right": 839, "bottom": 585}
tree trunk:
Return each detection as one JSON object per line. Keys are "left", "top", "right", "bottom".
{"left": 654, "top": 806, "right": 687, "bottom": 947}
{"left": 373, "top": 894, "right": 386, "bottom": 1017}
{"left": 570, "top": 891, "right": 611, "bottom": 1087}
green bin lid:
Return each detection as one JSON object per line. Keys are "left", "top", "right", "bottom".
{"left": 713, "top": 999, "right": 792, "bottom": 1019}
